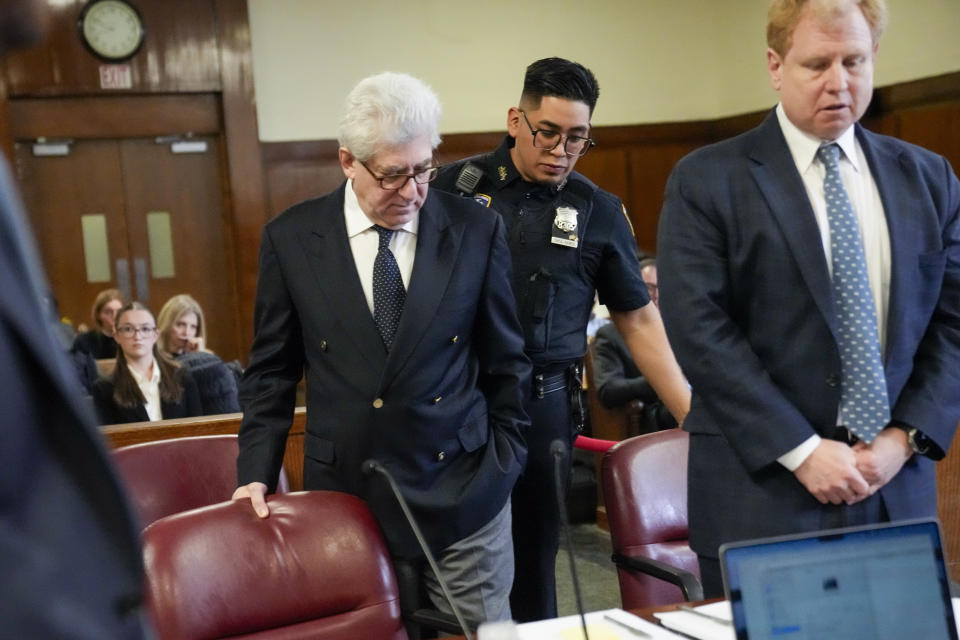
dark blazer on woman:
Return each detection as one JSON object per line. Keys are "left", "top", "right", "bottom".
{"left": 92, "top": 366, "right": 202, "bottom": 424}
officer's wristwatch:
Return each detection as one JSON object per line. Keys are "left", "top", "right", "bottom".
{"left": 891, "top": 423, "right": 930, "bottom": 456}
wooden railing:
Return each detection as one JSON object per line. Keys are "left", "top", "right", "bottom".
{"left": 101, "top": 408, "right": 306, "bottom": 491}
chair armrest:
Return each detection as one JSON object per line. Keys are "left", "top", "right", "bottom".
{"left": 405, "top": 608, "right": 477, "bottom": 636}
{"left": 612, "top": 552, "right": 704, "bottom": 602}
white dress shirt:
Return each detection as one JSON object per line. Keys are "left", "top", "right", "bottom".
{"left": 343, "top": 179, "right": 418, "bottom": 315}
{"left": 129, "top": 359, "right": 162, "bottom": 421}
{"left": 774, "top": 104, "right": 892, "bottom": 471}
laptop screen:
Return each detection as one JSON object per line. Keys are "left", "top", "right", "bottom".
{"left": 720, "top": 519, "right": 957, "bottom": 640}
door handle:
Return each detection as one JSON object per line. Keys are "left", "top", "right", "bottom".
{"left": 115, "top": 258, "right": 131, "bottom": 301}
{"left": 134, "top": 257, "right": 149, "bottom": 302}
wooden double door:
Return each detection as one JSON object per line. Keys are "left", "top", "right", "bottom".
{"left": 15, "top": 135, "right": 240, "bottom": 361}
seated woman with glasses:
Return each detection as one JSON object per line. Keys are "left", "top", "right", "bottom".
{"left": 156, "top": 294, "right": 241, "bottom": 415}
{"left": 92, "top": 302, "right": 201, "bottom": 425}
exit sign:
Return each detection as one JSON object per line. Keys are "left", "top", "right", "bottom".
{"left": 99, "top": 65, "right": 132, "bottom": 90}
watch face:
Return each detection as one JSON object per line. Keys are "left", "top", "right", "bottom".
{"left": 79, "top": 0, "right": 145, "bottom": 62}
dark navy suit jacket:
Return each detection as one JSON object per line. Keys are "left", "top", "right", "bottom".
{"left": 238, "top": 183, "right": 530, "bottom": 558}
{"left": 658, "top": 110, "right": 960, "bottom": 558}
{"left": 0, "top": 161, "right": 148, "bottom": 637}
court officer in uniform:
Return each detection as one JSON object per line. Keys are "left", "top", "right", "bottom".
{"left": 435, "top": 57, "right": 691, "bottom": 622}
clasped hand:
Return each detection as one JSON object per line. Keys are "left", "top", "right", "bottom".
{"left": 794, "top": 428, "right": 911, "bottom": 505}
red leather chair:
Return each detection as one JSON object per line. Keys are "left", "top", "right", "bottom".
{"left": 143, "top": 491, "right": 407, "bottom": 640}
{"left": 601, "top": 428, "right": 703, "bottom": 608}
{"left": 112, "top": 434, "right": 289, "bottom": 529}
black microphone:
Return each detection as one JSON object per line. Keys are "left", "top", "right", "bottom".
{"left": 551, "top": 439, "right": 590, "bottom": 640}
{"left": 454, "top": 163, "right": 485, "bottom": 196}
{"left": 362, "top": 459, "right": 474, "bottom": 640}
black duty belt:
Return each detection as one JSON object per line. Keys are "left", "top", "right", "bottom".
{"left": 533, "top": 371, "right": 568, "bottom": 398}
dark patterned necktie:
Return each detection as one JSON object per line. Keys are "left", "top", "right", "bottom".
{"left": 372, "top": 225, "right": 405, "bottom": 351}
{"left": 818, "top": 143, "right": 890, "bottom": 442}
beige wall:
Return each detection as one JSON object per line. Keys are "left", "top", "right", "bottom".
{"left": 249, "top": 0, "right": 960, "bottom": 142}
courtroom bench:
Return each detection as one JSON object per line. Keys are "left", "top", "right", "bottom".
{"left": 101, "top": 407, "right": 306, "bottom": 491}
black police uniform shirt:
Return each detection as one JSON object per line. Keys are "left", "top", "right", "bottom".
{"left": 434, "top": 136, "right": 649, "bottom": 368}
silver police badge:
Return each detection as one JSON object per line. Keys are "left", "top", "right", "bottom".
{"left": 551, "top": 206, "right": 579, "bottom": 248}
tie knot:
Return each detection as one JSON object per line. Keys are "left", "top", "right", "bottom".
{"left": 374, "top": 225, "right": 395, "bottom": 249}
{"left": 817, "top": 143, "right": 841, "bottom": 167}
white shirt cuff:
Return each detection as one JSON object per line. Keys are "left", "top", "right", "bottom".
{"left": 777, "top": 434, "right": 823, "bottom": 471}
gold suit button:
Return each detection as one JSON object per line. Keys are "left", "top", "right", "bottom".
{"left": 450, "top": 335, "right": 458, "bottom": 344}
{"left": 372, "top": 398, "right": 384, "bottom": 409}
{"left": 437, "top": 451, "right": 446, "bottom": 461}
{"left": 320, "top": 340, "right": 328, "bottom": 351}
{"left": 433, "top": 396, "right": 442, "bottom": 404}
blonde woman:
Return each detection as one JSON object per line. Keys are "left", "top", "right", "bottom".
{"left": 157, "top": 293, "right": 206, "bottom": 356}
{"left": 156, "top": 294, "right": 241, "bottom": 415}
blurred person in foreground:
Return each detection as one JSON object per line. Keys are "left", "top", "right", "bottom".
{"left": 0, "top": 1, "right": 151, "bottom": 636}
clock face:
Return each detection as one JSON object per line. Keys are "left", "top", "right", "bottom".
{"left": 79, "top": 0, "right": 145, "bottom": 62}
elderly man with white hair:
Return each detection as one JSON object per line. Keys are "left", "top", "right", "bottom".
{"left": 233, "top": 72, "right": 531, "bottom": 624}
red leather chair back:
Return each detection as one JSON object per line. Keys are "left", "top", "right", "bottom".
{"left": 601, "top": 428, "right": 699, "bottom": 607}
{"left": 143, "top": 491, "right": 407, "bottom": 640}
{"left": 112, "top": 434, "right": 289, "bottom": 529}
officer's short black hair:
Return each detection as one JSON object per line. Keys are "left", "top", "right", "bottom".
{"left": 519, "top": 57, "right": 600, "bottom": 115}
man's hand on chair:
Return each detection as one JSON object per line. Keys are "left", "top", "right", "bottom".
{"left": 232, "top": 482, "right": 269, "bottom": 518}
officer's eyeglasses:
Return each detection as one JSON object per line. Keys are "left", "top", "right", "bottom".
{"left": 359, "top": 160, "right": 439, "bottom": 191}
{"left": 116, "top": 325, "right": 158, "bottom": 337}
{"left": 519, "top": 110, "right": 595, "bottom": 157}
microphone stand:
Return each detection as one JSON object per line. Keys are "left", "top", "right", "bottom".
{"left": 363, "top": 460, "right": 474, "bottom": 640}
{"left": 551, "top": 440, "right": 590, "bottom": 640}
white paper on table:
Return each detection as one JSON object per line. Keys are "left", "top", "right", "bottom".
{"left": 514, "top": 608, "right": 686, "bottom": 639}
{"left": 653, "top": 601, "right": 734, "bottom": 640}
{"left": 954, "top": 597, "right": 960, "bottom": 634}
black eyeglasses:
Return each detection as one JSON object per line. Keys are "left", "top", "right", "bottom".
{"left": 359, "top": 160, "right": 439, "bottom": 190}
{"left": 116, "top": 325, "right": 158, "bottom": 337}
{"left": 519, "top": 110, "right": 595, "bottom": 157}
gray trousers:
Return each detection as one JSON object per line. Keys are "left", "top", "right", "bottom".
{"left": 422, "top": 498, "right": 514, "bottom": 624}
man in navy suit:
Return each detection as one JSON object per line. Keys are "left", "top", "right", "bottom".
{"left": 0, "top": 1, "right": 150, "bottom": 636}
{"left": 658, "top": 0, "right": 960, "bottom": 596}
{"left": 234, "top": 72, "right": 530, "bottom": 623}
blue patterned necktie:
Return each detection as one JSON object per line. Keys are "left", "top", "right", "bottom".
{"left": 372, "top": 225, "right": 405, "bottom": 351}
{"left": 818, "top": 143, "right": 890, "bottom": 442}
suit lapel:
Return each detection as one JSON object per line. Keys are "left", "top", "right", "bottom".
{"left": 382, "top": 192, "right": 461, "bottom": 383}
{"left": 856, "top": 126, "right": 914, "bottom": 364}
{"left": 300, "top": 184, "right": 387, "bottom": 371}
{"left": 748, "top": 112, "right": 838, "bottom": 338}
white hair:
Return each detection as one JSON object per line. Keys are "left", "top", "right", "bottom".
{"left": 337, "top": 72, "right": 442, "bottom": 162}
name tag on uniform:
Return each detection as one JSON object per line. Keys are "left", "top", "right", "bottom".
{"left": 551, "top": 206, "right": 579, "bottom": 248}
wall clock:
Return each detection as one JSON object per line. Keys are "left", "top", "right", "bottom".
{"left": 79, "top": 0, "right": 145, "bottom": 62}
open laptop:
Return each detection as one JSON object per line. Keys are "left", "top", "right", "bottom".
{"left": 720, "top": 518, "right": 957, "bottom": 640}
